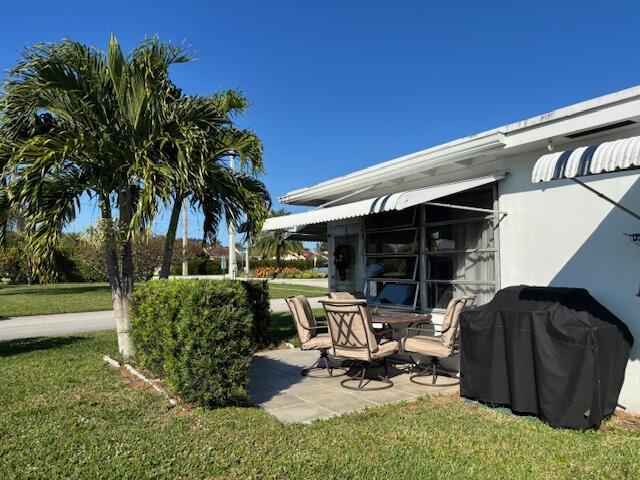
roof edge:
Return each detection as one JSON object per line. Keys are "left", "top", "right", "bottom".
{"left": 280, "top": 84, "right": 640, "bottom": 205}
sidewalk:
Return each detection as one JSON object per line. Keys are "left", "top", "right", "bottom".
{"left": 0, "top": 296, "right": 327, "bottom": 341}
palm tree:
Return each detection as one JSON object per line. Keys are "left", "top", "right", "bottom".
{"left": 252, "top": 209, "right": 304, "bottom": 267}
{"left": 0, "top": 35, "right": 234, "bottom": 358}
{"left": 157, "top": 91, "right": 269, "bottom": 278}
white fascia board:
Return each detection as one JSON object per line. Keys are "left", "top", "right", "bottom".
{"left": 502, "top": 96, "right": 640, "bottom": 149}
{"left": 280, "top": 132, "right": 506, "bottom": 204}
{"left": 281, "top": 85, "right": 640, "bottom": 206}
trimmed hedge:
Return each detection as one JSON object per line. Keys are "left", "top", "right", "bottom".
{"left": 130, "top": 279, "right": 270, "bottom": 407}
{"left": 170, "top": 258, "right": 328, "bottom": 276}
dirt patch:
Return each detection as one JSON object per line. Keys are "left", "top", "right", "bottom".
{"left": 119, "top": 368, "right": 156, "bottom": 392}
{"left": 604, "top": 410, "right": 640, "bottom": 432}
{"left": 428, "top": 393, "right": 459, "bottom": 405}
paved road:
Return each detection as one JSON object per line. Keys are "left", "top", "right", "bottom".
{"left": 0, "top": 296, "right": 327, "bottom": 341}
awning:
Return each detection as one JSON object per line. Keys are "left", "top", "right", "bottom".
{"left": 263, "top": 172, "right": 505, "bottom": 231}
{"left": 532, "top": 135, "right": 640, "bottom": 183}
{"left": 531, "top": 135, "right": 640, "bottom": 221}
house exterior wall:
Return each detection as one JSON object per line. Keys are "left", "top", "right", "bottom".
{"left": 323, "top": 133, "right": 640, "bottom": 412}
{"left": 496, "top": 148, "right": 640, "bottom": 413}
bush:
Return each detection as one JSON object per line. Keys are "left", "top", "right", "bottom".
{"left": 170, "top": 257, "right": 224, "bottom": 276}
{"left": 249, "top": 258, "right": 326, "bottom": 270}
{"left": 250, "top": 266, "right": 327, "bottom": 279}
{"left": 0, "top": 246, "right": 27, "bottom": 282}
{"left": 242, "top": 280, "right": 271, "bottom": 349}
{"left": 131, "top": 279, "right": 270, "bottom": 407}
{"left": 169, "top": 258, "right": 328, "bottom": 276}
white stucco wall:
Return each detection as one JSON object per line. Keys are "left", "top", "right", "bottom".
{"left": 497, "top": 149, "right": 640, "bottom": 412}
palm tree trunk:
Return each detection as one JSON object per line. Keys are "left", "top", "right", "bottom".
{"left": 158, "top": 195, "right": 183, "bottom": 279}
{"left": 100, "top": 194, "right": 129, "bottom": 357}
{"left": 116, "top": 187, "right": 136, "bottom": 359}
{"left": 276, "top": 243, "right": 282, "bottom": 269}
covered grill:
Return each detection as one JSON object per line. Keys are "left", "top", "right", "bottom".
{"left": 459, "top": 286, "right": 634, "bottom": 430}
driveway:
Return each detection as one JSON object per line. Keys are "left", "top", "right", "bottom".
{"left": 0, "top": 296, "right": 327, "bottom": 341}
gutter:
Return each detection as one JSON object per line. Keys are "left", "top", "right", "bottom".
{"left": 280, "top": 132, "right": 506, "bottom": 204}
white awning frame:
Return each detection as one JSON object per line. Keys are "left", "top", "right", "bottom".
{"left": 263, "top": 172, "right": 507, "bottom": 232}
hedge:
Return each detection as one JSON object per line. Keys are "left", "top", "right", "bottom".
{"left": 170, "top": 258, "right": 328, "bottom": 276}
{"left": 130, "top": 279, "right": 270, "bottom": 407}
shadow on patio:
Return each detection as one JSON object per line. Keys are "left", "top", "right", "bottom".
{"left": 248, "top": 349, "right": 459, "bottom": 423}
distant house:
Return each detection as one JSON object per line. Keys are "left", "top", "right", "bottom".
{"left": 204, "top": 244, "right": 229, "bottom": 260}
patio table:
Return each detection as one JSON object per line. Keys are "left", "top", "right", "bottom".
{"left": 370, "top": 310, "right": 432, "bottom": 359}
{"left": 371, "top": 310, "right": 432, "bottom": 327}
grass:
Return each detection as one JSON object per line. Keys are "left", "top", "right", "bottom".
{"left": 265, "top": 283, "right": 327, "bottom": 300}
{"left": 0, "top": 283, "right": 113, "bottom": 317}
{"left": 0, "top": 282, "right": 326, "bottom": 318}
{"left": 1, "top": 328, "right": 639, "bottom": 479}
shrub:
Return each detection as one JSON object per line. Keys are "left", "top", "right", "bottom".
{"left": 251, "top": 266, "right": 279, "bottom": 278}
{"left": 131, "top": 279, "right": 270, "bottom": 407}
{"left": 249, "top": 259, "right": 325, "bottom": 270}
{"left": 242, "top": 280, "right": 271, "bottom": 349}
{"left": 0, "top": 246, "right": 27, "bottom": 282}
{"left": 170, "top": 257, "right": 224, "bottom": 276}
{"left": 250, "top": 266, "right": 327, "bottom": 279}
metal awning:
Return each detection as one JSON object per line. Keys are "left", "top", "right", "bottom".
{"left": 532, "top": 135, "right": 640, "bottom": 183}
{"left": 532, "top": 135, "right": 640, "bottom": 221}
{"left": 263, "top": 172, "right": 506, "bottom": 232}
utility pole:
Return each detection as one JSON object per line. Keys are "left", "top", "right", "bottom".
{"left": 182, "top": 200, "right": 188, "bottom": 276}
{"left": 228, "top": 154, "right": 237, "bottom": 279}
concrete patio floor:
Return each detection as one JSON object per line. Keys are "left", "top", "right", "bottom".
{"left": 249, "top": 349, "right": 459, "bottom": 423}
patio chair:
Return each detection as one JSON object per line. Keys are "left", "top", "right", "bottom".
{"left": 285, "top": 295, "right": 343, "bottom": 378}
{"left": 320, "top": 298, "right": 398, "bottom": 391}
{"left": 401, "top": 296, "right": 475, "bottom": 387}
{"left": 328, "top": 291, "right": 389, "bottom": 334}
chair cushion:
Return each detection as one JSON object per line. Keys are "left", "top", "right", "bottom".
{"left": 302, "top": 333, "right": 332, "bottom": 351}
{"left": 289, "top": 296, "right": 317, "bottom": 344}
{"left": 372, "top": 339, "right": 399, "bottom": 359}
{"left": 403, "top": 335, "right": 452, "bottom": 357}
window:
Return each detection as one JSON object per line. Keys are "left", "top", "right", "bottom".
{"left": 424, "top": 187, "right": 498, "bottom": 308}
{"left": 360, "top": 186, "right": 499, "bottom": 311}
{"left": 364, "top": 209, "right": 419, "bottom": 309}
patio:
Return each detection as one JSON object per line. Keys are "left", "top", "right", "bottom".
{"left": 249, "top": 349, "right": 459, "bottom": 423}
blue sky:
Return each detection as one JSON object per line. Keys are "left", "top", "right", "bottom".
{"left": 1, "top": 1, "right": 639, "bottom": 245}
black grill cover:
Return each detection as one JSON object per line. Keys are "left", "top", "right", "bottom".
{"left": 460, "top": 286, "right": 634, "bottom": 430}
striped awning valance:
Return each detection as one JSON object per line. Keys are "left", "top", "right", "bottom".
{"left": 532, "top": 135, "right": 640, "bottom": 183}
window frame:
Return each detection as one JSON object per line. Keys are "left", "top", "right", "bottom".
{"left": 363, "top": 208, "right": 420, "bottom": 310}
{"left": 361, "top": 184, "right": 500, "bottom": 312}
{"left": 422, "top": 184, "right": 500, "bottom": 311}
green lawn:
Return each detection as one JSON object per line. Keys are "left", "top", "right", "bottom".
{"left": 0, "top": 282, "right": 326, "bottom": 318}
{"left": 1, "top": 330, "right": 639, "bottom": 479}
{"left": 0, "top": 283, "right": 113, "bottom": 317}
{"left": 266, "top": 283, "right": 327, "bottom": 300}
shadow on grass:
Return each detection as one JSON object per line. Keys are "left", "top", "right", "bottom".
{"left": 0, "top": 336, "right": 87, "bottom": 357}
